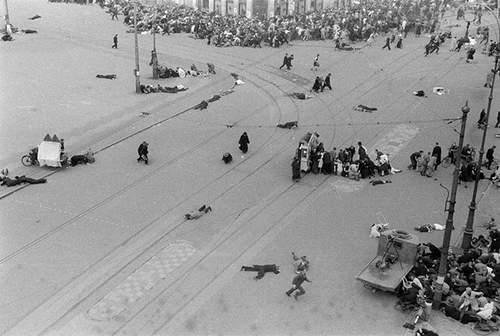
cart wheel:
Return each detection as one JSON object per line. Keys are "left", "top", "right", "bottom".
{"left": 21, "top": 155, "right": 32, "bottom": 167}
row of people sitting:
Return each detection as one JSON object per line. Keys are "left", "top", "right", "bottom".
{"left": 154, "top": 63, "right": 212, "bottom": 78}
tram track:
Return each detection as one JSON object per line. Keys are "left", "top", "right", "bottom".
{"left": 4, "top": 14, "right": 471, "bottom": 334}
{"left": 45, "top": 38, "right": 457, "bottom": 336}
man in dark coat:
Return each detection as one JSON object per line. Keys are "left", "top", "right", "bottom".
{"left": 311, "top": 76, "right": 322, "bottom": 92}
{"left": 286, "top": 54, "right": 294, "bottom": 70}
{"left": 239, "top": 132, "right": 250, "bottom": 153}
{"left": 486, "top": 145, "right": 496, "bottom": 169}
{"left": 432, "top": 142, "right": 442, "bottom": 168}
{"left": 137, "top": 141, "right": 149, "bottom": 164}
{"left": 321, "top": 73, "right": 332, "bottom": 92}
{"left": 112, "top": 34, "right": 118, "bottom": 49}
{"left": 292, "top": 156, "right": 301, "bottom": 181}
{"left": 382, "top": 37, "right": 391, "bottom": 50}
{"left": 357, "top": 141, "right": 368, "bottom": 160}
{"left": 279, "top": 53, "right": 288, "bottom": 69}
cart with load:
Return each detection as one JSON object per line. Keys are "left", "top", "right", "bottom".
{"left": 356, "top": 230, "right": 419, "bottom": 292}
{"left": 21, "top": 134, "right": 69, "bottom": 168}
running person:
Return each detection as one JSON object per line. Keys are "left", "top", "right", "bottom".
{"left": 286, "top": 271, "right": 311, "bottom": 300}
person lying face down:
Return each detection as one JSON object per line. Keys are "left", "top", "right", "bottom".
{"left": 1, "top": 175, "right": 47, "bottom": 187}
{"left": 240, "top": 264, "right": 280, "bottom": 280}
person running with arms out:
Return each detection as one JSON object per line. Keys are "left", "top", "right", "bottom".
{"left": 286, "top": 270, "right": 311, "bottom": 300}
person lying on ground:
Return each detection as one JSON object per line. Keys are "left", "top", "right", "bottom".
{"left": 185, "top": 205, "right": 212, "bottom": 220}
{"left": 1, "top": 175, "right": 47, "bottom": 187}
{"left": 193, "top": 100, "right": 208, "bottom": 110}
{"left": 277, "top": 121, "right": 298, "bottom": 129}
{"left": 288, "top": 92, "right": 313, "bottom": 100}
{"left": 414, "top": 223, "right": 445, "bottom": 232}
{"left": 370, "top": 222, "right": 389, "bottom": 238}
{"left": 28, "top": 15, "right": 41, "bottom": 20}
{"left": 156, "top": 84, "right": 188, "bottom": 93}
{"left": 207, "top": 94, "right": 221, "bottom": 102}
{"left": 370, "top": 179, "right": 392, "bottom": 186}
{"left": 240, "top": 264, "right": 280, "bottom": 280}
{"left": 354, "top": 104, "right": 378, "bottom": 112}
{"left": 96, "top": 74, "right": 116, "bottom": 79}
{"left": 70, "top": 149, "right": 95, "bottom": 167}
{"left": 21, "top": 29, "right": 37, "bottom": 34}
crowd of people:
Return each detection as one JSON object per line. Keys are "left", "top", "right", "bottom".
{"left": 292, "top": 137, "right": 400, "bottom": 182}
{"left": 396, "top": 232, "right": 500, "bottom": 332}
{"left": 99, "top": 0, "right": 448, "bottom": 49}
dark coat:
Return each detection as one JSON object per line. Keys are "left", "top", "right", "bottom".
{"left": 432, "top": 145, "right": 442, "bottom": 165}
{"left": 138, "top": 143, "right": 149, "bottom": 156}
{"left": 239, "top": 133, "right": 250, "bottom": 153}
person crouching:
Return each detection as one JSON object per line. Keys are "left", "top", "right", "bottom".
{"left": 137, "top": 141, "right": 149, "bottom": 164}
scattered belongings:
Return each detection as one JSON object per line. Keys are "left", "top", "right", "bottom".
{"left": 277, "top": 121, "right": 298, "bottom": 129}
{"left": 234, "top": 79, "right": 245, "bottom": 86}
{"left": 96, "top": 74, "right": 117, "bottom": 79}
{"left": 28, "top": 15, "right": 41, "bottom": 20}
{"left": 222, "top": 152, "right": 233, "bottom": 164}
{"left": 413, "top": 90, "right": 426, "bottom": 97}
{"left": 354, "top": 104, "right": 378, "bottom": 112}
{"left": 432, "top": 87, "right": 446, "bottom": 95}
{"left": 185, "top": 204, "right": 212, "bottom": 220}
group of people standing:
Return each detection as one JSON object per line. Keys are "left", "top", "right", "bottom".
{"left": 292, "top": 140, "right": 395, "bottom": 182}
{"left": 409, "top": 143, "right": 442, "bottom": 177}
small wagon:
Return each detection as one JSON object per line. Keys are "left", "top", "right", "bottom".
{"left": 356, "top": 230, "right": 420, "bottom": 292}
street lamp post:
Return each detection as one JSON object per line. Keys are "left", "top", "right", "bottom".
{"left": 462, "top": 54, "right": 500, "bottom": 251}
{"left": 152, "top": 0, "right": 159, "bottom": 79}
{"left": 432, "top": 102, "right": 470, "bottom": 309}
{"left": 3, "top": 0, "right": 10, "bottom": 31}
{"left": 134, "top": 2, "right": 141, "bottom": 93}
{"left": 461, "top": 4, "right": 500, "bottom": 251}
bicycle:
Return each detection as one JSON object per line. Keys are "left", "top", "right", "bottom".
{"left": 21, "top": 148, "right": 39, "bottom": 167}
